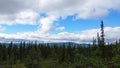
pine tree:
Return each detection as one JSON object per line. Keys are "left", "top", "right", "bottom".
{"left": 100, "top": 20, "right": 105, "bottom": 46}
{"left": 97, "top": 33, "right": 100, "bottom": 46}
{"left": 100, "top": 20, "right": 106, "bottom": 58}
{"left": 93, "top": 37, "right": 96, "bottom": 46}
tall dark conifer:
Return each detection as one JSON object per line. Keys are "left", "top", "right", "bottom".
{"left": 100, "top": 20, "right": 105, "bottom": 46}
{"left": 100, "top": 20, "right": 106, "bottom": 58}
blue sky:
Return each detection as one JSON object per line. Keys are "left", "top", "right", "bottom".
{"left": 1, "top": 24, "right": 38, "bottom": 34}
{"left": 0, "top": 0, "right": 120, "bottom": 43}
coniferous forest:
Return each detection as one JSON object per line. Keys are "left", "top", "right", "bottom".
{"left": 0, "top": 21, "right": 120, "bottom": 68}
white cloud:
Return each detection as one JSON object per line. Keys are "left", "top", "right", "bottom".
{"left": 38, "top": 15, "right": 58, "bottom": 33}
{"left": 0, "top": 0, "right": 120, "bottom": 24}
{"left": 37, "top": 0, "right": 120, "bottom": 19}
{"left": 0, "top": 0, "right": 37, "bottom": 14}
{"left": 55, "top": 26, "right": 65, "bottom": 31}
{"left": 0, "top": 27, "right": 120, "bottom": 43}
{"left": 0, "top": 10, "right": 39, "bottom": 25}
{"left": 105, "top": 27, "right": 120, "bottom": 42}
{"left": 0, "top": 25, "right": 5, "bottom": 31}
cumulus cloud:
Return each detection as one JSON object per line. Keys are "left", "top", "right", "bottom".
{"left": 105, "top": 27, "right": 120, "bottom": 42}
{"left": 0, "top": 10, "right": 39, "bottom": 25}
{"left": 0, "top": 0, "right": 39, "bottom": 25}
{"left": 38, "top": 0, "right": 120, "bottom": 19}
{"left": 38, "top": 15, "right": 58, "bottom": 33}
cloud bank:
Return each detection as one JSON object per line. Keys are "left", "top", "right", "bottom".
{"left": 0, "top": 27, "right": 120, "bottom": 43}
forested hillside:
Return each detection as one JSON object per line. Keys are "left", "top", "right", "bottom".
{"left": 0, "top": 41, "right": 120, "bottom": 68}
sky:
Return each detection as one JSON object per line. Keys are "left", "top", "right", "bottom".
{"left": 0, "top": 0, "right": 120, "bottom": 43}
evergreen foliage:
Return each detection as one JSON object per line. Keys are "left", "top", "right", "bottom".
{"left": 0, "top": 41, "right": 119, "bottom": 68}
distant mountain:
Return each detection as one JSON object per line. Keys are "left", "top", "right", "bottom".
{"left": 0, "top": 38, "right": 90, "bottom": 47}
{"left": 41, "top": 42, "right": 90, "bottom": 47}
{"left": 0, "top": 37, "right": 31, "bottom": 43}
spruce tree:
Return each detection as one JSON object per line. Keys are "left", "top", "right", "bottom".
{"left": 100, "top": 20, "right": 105, "bottom": 46}
{"left": 97, "top": 33, "right": 100, "bottom": 46}
{"left": 100, "top": 20, "right": 106, "bottom": 58}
